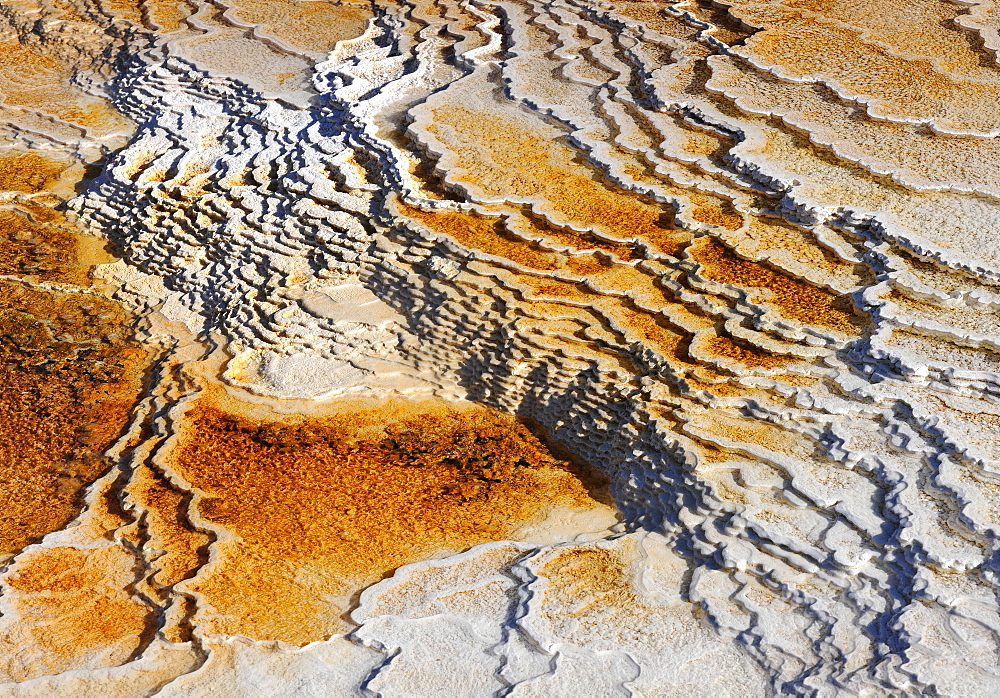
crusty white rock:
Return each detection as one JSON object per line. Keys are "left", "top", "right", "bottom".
{"left": 5, "top": 0, "right": 1000, "bottom": 695}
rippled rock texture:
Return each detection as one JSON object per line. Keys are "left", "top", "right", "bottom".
{"left": 4, "top": 0, "right": 1000, "bottom": 695}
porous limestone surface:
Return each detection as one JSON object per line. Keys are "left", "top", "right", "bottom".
{"left": 3, "top": 0, "right": 1000, "bottom": 696}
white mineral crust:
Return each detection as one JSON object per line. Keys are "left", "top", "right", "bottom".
{"left": 4, "top": 0, "right": 1000, "bottom": 695}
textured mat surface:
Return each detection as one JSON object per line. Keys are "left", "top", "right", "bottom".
{"left": 2, "top": 0, "right": 1000, "bottom": 694}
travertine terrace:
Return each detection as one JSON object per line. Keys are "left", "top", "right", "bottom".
{"left": 2, "top": 0, "right": 1000, "bottom": 694}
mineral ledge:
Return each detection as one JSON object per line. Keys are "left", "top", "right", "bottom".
{"left": 1, "top": 0, "right": 1000, "bottom": 695}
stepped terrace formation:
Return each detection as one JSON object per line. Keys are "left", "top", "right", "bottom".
{"left": 2, "top": 0, "right": 1000, "bottom": 694}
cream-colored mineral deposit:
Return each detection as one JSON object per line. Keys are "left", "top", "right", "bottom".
{"left": 1, "top": 0, "right": 1000, "bottom": 695}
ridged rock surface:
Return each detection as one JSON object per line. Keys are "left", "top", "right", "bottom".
{"left": 2, "top": 0, "right": 1000, "bottom": 695}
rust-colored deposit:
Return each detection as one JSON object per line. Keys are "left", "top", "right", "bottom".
{"left": 222, "top": 0, "right": 374, "bottom": 56}
{"left": 0, "top": 282, "right": 149, "bottom": 560}
{"left": 124, "top": 464, "right": 210, "bottom": 643}
{"left": 0, "top": 544, "right": 152, "bottom": 682}
{"left": 0, "top": 152, "right": 69, "bottom": 193}
{"left": 398, "top": 202, "right": 706, "bottom": 365}
{"left": 0, "top": 204, "right": 111, "bottom": 285}
{"left": 0, "top": 40, "right": 134, "bottom": 137}
{"left": 531, "top": 543, "right": 646, "bottom": 634}
{"left": 400, "top": 203, "right": 561, "bottom": 271}
{"left": 168, "top": 397, "right": 614, "bottom": 645}
{"left": 128, "top": 465, "right": 209, "bottom": 594}
{"left": 690, "top": 237, "right": 864, "bottom": 335}
{"left": 424, "top": 105, "right": 688, "bottom": 256}
{"left": 702, "top": 334, "right": 798, "bottom": 370}
{"left": 727, "top": 6, "right": 1000, "bottom": 133}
